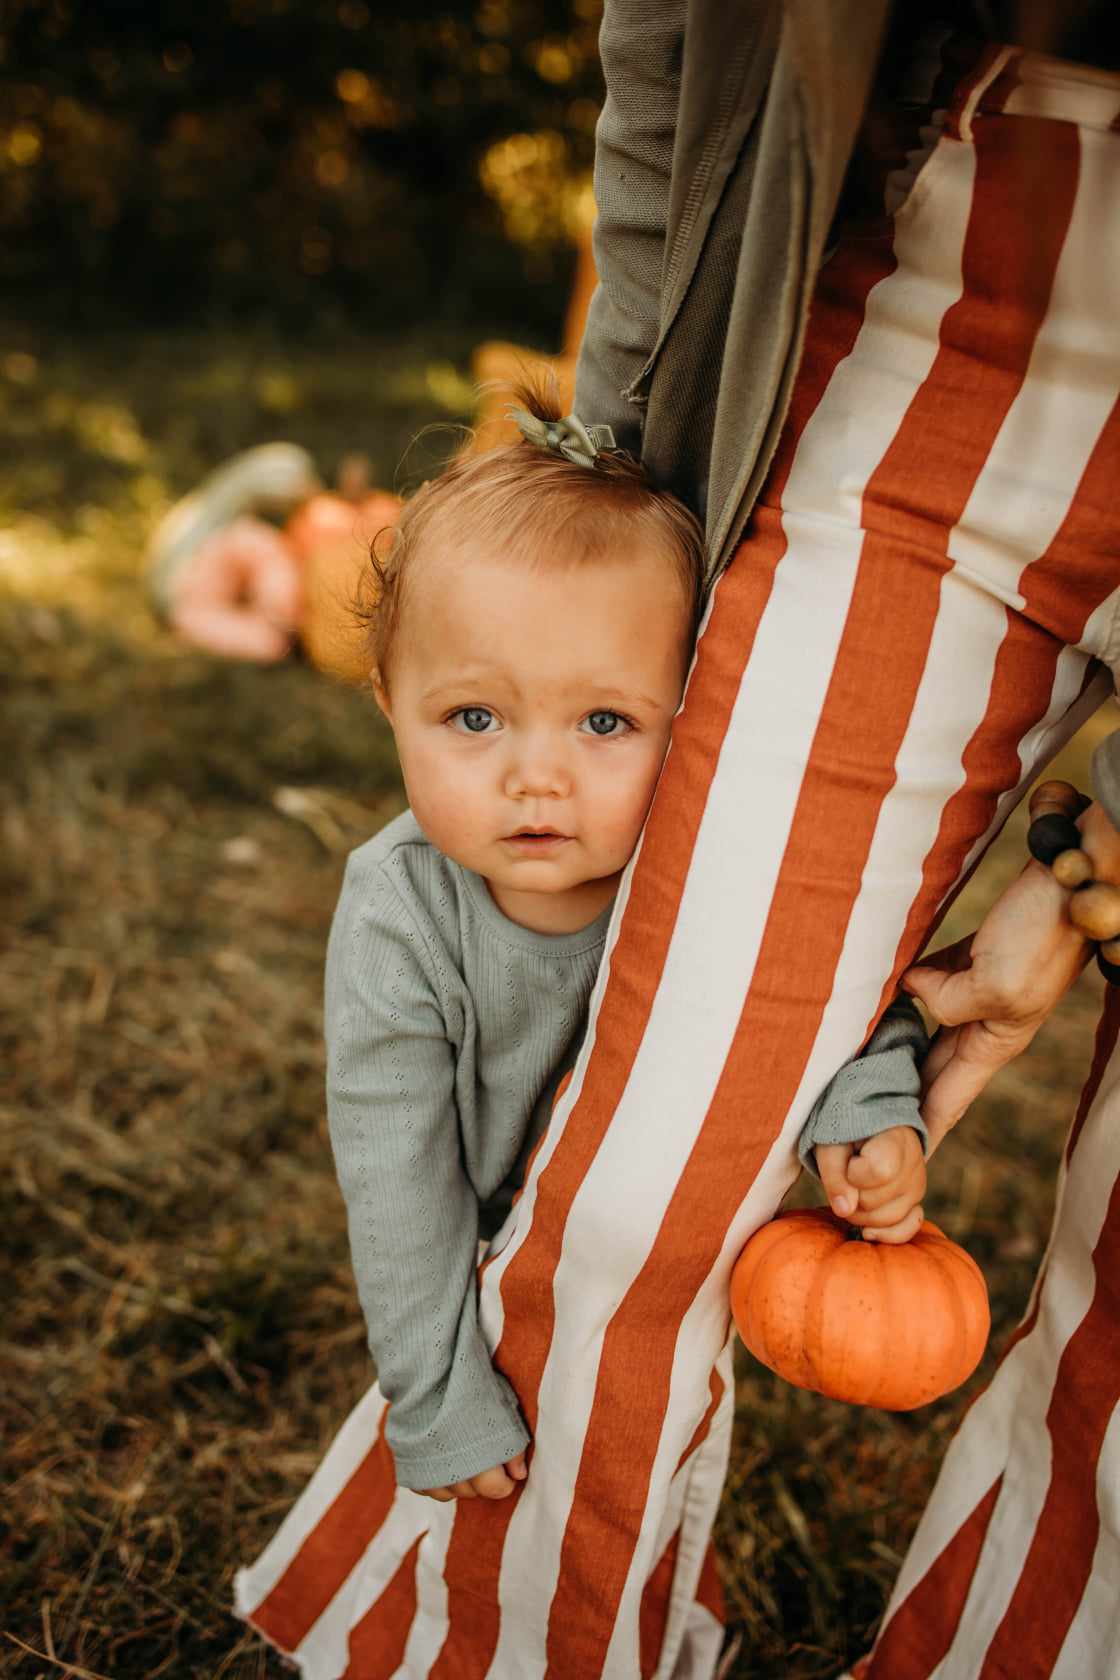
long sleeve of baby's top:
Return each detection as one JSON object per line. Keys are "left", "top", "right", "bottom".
{"left": 798, "top": 998, "right": 930, "bottom": 1174}
{"left": 325, "top": 814, "right": 610, "bottom": 1491}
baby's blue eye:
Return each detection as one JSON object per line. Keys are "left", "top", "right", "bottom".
{"left": 581, "top": 710, "right": 628, "bottom": 737}
{"left": 451, "top": 707, "right": 496, "bottom": 734}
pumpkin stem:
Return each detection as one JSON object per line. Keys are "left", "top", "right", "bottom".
{"left": 336, "top": 452, "right": 372, "bottom": 501}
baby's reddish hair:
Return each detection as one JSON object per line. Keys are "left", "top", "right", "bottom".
{"left": 368, "top": 383, "right": 705, "bottom": 688}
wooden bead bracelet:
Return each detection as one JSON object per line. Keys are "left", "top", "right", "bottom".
{"left": 1026, "top": 780, "right": 1120, "bottom": 983}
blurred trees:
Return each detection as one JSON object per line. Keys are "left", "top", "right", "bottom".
{"left": 0, "top": 0, "right": 603, "bottom": 332}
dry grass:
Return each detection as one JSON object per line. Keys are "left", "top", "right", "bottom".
{"left": 1, "top": 324, "right": 1111, "bottom": 1678}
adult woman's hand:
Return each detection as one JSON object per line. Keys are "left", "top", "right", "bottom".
{"left": 904, "top": 798, "right": 1120, "bottom": 1152}
{"left": 902, "top": 866, "right": 1087, "bottom": 1152}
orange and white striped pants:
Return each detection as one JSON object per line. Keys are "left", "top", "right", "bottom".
{"left": 238, "top": 45, "right": 1120, "bottom": 1680}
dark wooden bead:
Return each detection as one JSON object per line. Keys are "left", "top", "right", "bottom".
{"left": 1097, "top": 950, "right": 1120, "bottom": 986}
{"left": 1027, "top": 812, "right": 1082, "bottom": 866}
{"left": 1028, "top": 780, "right": 1082, "bottom": 821}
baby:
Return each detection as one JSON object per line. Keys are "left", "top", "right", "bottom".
{"left": 326, "top": 392, "right": 927, "bottom": 1504}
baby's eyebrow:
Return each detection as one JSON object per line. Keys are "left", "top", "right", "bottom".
{"left": 420, "top": 677, "right": 666, "bottom": 712}
{"left": 584, "top": 687, "right": 665, "bottom": 713}
{"left": 421, "top": 672, "right": 508, "bottom": 702}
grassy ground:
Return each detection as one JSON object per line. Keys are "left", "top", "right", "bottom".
{"left": 1, "top": 323, "right": 1110, "bottom": 1679}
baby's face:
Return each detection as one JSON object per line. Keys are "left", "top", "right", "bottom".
{"left": 378, "top": 541, "right": 690, "bottom": 933}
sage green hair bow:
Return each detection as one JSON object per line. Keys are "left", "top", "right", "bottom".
{"left": 507, "top": 405, "right": 617, "bottom": 469}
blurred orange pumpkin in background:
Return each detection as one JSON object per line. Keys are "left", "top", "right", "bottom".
{"left": 730, "top": 1207, "right": 990, "bottom": 1411}
{"left": 286, "top": 459, "right": 401, "bottom": 682}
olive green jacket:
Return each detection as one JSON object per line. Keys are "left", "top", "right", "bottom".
{"left": 573, "top": 0, "right": 892, "bottom": 588}
{"left": 574, "top": 0, "right": 1120, "bottom": 821}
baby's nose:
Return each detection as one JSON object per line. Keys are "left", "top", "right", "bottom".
{"left": 504, "top": 741, "right": 571, "bottom": 799}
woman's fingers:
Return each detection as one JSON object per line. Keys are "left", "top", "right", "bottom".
{"left": 901, "top": 861, "right": 1094, "bottom": 1148}
{"left": 907, "top": 865, "right": 1088, "bottom": 1029}
{"left": 919, "top": 1019, "right": 1036, "bottom": 1152}
{"left": 902, "top": 956, "right": 998, "bottom": 1030}
{"left": 918, "top": 1023, "right": 960, "bottom": 1096}
{"left": 903, "top": 933, "right": 974, "bottom": 986}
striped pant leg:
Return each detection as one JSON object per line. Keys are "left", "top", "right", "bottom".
{"left": 860, "top": 987, "right": 1120, "bottom": 1680}
{"left": 235, "top": 1386, "right": 447, "bottom": 1678}
{"left": 237, "top": 58, "right": 1120, "bottom": 1680}
{"left": 430, "top": 69, "right": 1120, "bottom": 1680}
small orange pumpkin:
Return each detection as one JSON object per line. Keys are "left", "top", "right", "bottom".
{"left": 287, "top": 470, "right": 401, "bottom": 682}
{"left": 730, "top": 1207, "right": 990, "bottom": 1410}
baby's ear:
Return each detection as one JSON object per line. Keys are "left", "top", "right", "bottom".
{"left": 371, "top": 667, "right": 392, "bottom": 721}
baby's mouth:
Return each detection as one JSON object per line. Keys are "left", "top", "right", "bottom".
{"left": 504, "top": 828, "right": 570, "bottom": 846}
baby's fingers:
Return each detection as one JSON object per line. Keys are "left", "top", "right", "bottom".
{"left": 848, "top": 1183, "right": 924, "bottom": 1228}
{"left": 858, "top": 1202, "right": 925, "bottom": 1245}
{"left": 815, "top": 1143, "right": 858, "bottom": 1218}
{"left": 850, "top": 1160, "right": 926, "bottom": 1215}
{"left": 470, "top": 1465, "right": 517, "bottom": 1500}
{"left": 420, "top": 1452, "right": 529, "bottom": 1502}
{"left": 846, "top": 1131, "right": 906, "bottom": 1189}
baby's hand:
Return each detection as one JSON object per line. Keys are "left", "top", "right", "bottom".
{"left": 815, "top": 1127, "right": 926, "bottom": 1244}
{"left": 417, "top": 1451, "right": 528, "bottom": 1503}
